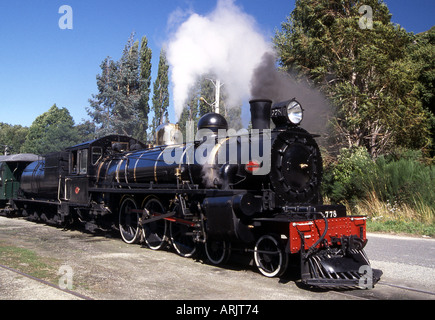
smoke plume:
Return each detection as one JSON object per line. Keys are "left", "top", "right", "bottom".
{"left": 166, "top": 0, "right": 272, "bottom": 119}
{"left": 166, "top": 0, "right": 332, "bottom": 139}
{"left": 251, "top": 51, "right": 332, "bottom": 137}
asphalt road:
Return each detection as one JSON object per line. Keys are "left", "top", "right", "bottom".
{"left": 0, "top": 216, "right": 434, "bottom": 301}
{"left": 364, "top": 233, "right": 435, "bottom": 295}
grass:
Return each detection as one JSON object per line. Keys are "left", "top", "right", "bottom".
{"left": 366, "top": 219, "right": 435, "bottom": 237}
{"left": 352, "top": 192, "right": 435, "bottom": 237}
{"left": 0, "top": 241, "right": 60, "bottom": 284}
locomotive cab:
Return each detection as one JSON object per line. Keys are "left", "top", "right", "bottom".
{"left": 64, "top": 135, "right": 146, "bottom": 204}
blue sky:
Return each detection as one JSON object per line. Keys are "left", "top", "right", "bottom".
{"left": 0, "top": 0, "right": 434, "bottom": 127}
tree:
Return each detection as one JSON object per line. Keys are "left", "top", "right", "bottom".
{"left": 177, "top": 84, "right": 200, "bottom": 142}
{"left": 411, "top": 27, "right": 435, "bottom": 116}
{"left": 0, "top": 123, "right": 29, "bottom": 155}
{"left": 135, "top": 36, "right": 152, "bottom": 143}
{"left": 198, "top": 75, "right": 216, "bottom": 116}
{"left": 198, "top": 75, "right": 243, "bottom": 131}
{"left": 408, "top": 26, "right": 435, "bottom": 155}
{"left": 176, "top": 74, "right": 243, "bottom": 138}
{"left": 115, "top": 33, "right": 141, "bottom": 136}
{"left": 21, "top": 104, "right": 80, "bottom": 154}
{"left": 75, "top": 120, "right": 97, "bottom": 142}
{"left": 274, "top": 0, "right": 431, "bottom": 157}
{"left": 88, "top": 33, "right": 152, "bottom": 140}
{"left": 151, "top": 49, "right": 170, "bottom": 135}
{"left": 87, "top": 57, "right": 119, "bottom": 137}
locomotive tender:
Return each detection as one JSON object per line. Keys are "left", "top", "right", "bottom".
{"left": 1, "top": 98, "right": 381, "bottom": 289}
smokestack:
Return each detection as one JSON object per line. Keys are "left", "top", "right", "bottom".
{"left": 249, "top": 99, "right": 272, "bottom": 130}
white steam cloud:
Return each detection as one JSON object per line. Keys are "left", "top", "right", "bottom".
{"left": 166, "top": 0, "right": 272, "bottom": 119}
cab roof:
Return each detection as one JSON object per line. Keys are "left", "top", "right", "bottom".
{"left": 0, "top": 153, "right": 40, "bottom": 163}
{"left": 65, "top": 135, "right": 146, "bottom": 152}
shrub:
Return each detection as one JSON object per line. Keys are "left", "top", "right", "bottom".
{"left": 323, "top": 147, "right": 435, "bottom": 227}
{"left": 364, "top": 154, "right": 435, "bottom": 212}
{"left": 322, "top": 146, "right": 374, "bottom": 205}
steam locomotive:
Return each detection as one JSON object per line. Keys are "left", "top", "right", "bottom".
{"left": 0, "top": 99, "right": 382, "bottom": 289}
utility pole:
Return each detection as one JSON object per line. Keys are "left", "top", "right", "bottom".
{"left": 206, "top": 78, "right": 223, "bottom": 114}
{"left": 214, "top": 79, "right": 221, "bottom": 114}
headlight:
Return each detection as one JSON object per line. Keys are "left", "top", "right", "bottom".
{"left": 271, "top": 99, "right": 304, "bottom": 127}
{"left": 287, "top": 100, "right": 303, "bottom": 125}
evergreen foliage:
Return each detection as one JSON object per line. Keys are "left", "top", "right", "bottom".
{"left": 176, "top": 74, "right": 243, "bottom": 140}
{"left": 87, "top": 33, "right": 152, "bottom": 141}
{"left": 20, "top": 104, "right": 80, "bottom": 155}
{"left": 136, "top": 36, "right": 153, "bottom": 143}
{"left": 407, "top": 26, "right": 435, "bottom": 156}
{"left": 177, "top": 81, "right": 200, "bottom": 142}
{"left": 274, "top": 0, "right": 433, "bottom": 157}
{"left": 151, "top": 49, "right": 170, "bottom": 135}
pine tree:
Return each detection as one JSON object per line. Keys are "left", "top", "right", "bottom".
{"left": 115, "top": 33, "right": 141, "bottom": 136}
{"left": 88, "top": 33, "right": 152, "bottom": 140}
{"left": 135, "top": 36, "right": 152, "bottom": 143}
{"left": 274, "top": 0, "right": 431, "bottom": 157}
{"left": 177, "top": 84, "right": 200, "bottom": 142}
{"left": 151, "top": 49, "right": 170, "bottom": 134}
{"left": 87, "top": 57, "right": 118, "bottom": 137}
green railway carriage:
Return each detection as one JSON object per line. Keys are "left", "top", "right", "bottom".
{"left": 0, "top": 154, "right": 39, "bottom": 210}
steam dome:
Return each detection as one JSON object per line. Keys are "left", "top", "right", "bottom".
{"left": 197, "top": 113, "right": 228, "bottom": 134}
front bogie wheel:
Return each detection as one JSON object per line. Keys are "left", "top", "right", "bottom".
{"left": 205, "top": 238, "right": 231, "bottom": 265}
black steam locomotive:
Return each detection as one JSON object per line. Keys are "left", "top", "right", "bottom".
{"left": 0, "top": 99, "right": 381, "bottom": 289}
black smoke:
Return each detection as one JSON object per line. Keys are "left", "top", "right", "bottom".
{"left": 250, "top": 52, "right": 333, "bottom": 139}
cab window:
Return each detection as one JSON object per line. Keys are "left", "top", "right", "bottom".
{"left": 70, "top": 149, "right": 88, "bottom": 175}
{"left": 92, "top": 147, "right": 103, "bottom": 165}
{"left": 70, "top": 151, "right": 77, "bottom": 174}
{"left": 79, "top": 149, "right": 88, "bottom": 174}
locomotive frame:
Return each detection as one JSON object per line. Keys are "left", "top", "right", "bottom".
{"left": 0, "top": 98, "right": 382, "bottom": 290}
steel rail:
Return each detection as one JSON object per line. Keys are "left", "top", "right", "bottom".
{"left": 378, "top": 281, "right": 435, "bottom": 296}
{"left": 0, "top": 263, "right": 93, "bottom": 300}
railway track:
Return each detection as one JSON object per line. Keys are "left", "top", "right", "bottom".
{"left": 332, "top": 280, "right": 435, "bottom": 300}
{"left": 0, "top": 263, "right": 93, "bottom": 300}
{"left": 378, "top": 281, "right": 435, "bottom": 297}
{"left": 1, "top": 216, "right": 434, "bottom": 300}
{"left": 2, "top": 260, "right": 434, "bottom": 300}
